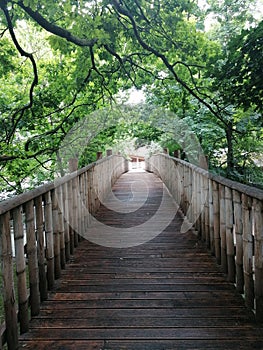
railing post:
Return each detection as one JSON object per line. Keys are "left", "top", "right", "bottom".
{"left": 225, "top": 187, "right": 235, "bottom": 283}
{"left": 63, "top": 183, "right": 71, "bottom": 261}
{"left": 44, "top": 191, "right": 55, "bottom": 290}
{"left": 204, "top": 176, "right": 210, "bottom": 248}
{"left": 67, "top": 181, "right": 75, "bottom": 255}
{"left": 173, "top": 150, "right": 180, "bottom": 158}
{"left": 0, "top": 212, "right": 19, "bottom": 349}
{"left": 233, "top": 190, "right": 244, "bottom": 294}
{"left": 35, "top": 196, "right": 48, "bottom": 301}
{"left": 68, "top": 158, "right": 78, "bottom": 172}
{"left": 72, "top": 177, "right": 79, "bottom": 248}
{"left": 254, "top": 198, "right": 263, "bottom": 322}
{"left": 196, "top": 172, "right": 203, "bottom": 238}
{"left": 219, "top": 184, "right": 227, "bottom": 273}
{"left": 242, "top": 194, "right": 255, "bottom": 310}
{"left": 13, "top": 206, "right": 29, "bottom": 334}
{"left": 200, "top": 174, "right": 207, "bottom": 242}
{"left": 51, "top": 189, "right": 61, "bottom": 279}
{"left": 57, "top": 186, "right": 66, "bottom": 269}
{"left": 24, "top": 200, "right": 40, "bottom": 316}
{"left": 212, "top": 181, "right": 221, "bottom": 264}
{"left": 209, "top": 179, "right": 215, "bottom": 254}
{"left": 96, "top": 151, "right": 103, "bottom": 160}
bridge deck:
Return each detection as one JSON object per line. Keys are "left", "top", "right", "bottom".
{"left": 19, "top": 171, "right": 263, "bottom": 349}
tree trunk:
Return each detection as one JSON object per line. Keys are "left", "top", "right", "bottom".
{"left": 226, "top": 121, "right": 234, "bottom": 175}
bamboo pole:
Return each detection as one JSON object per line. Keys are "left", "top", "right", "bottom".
{"left": 233, "top": 190, "right": 244, "bottom": 294}
{"left": 84, "top": 171, "right": 90, "bottom": 228}
{"left": 204, "top": 176, "right": 210, "bottom": 248}
{"left": 67, "top": 180, "right": 74, "bottom": 255}
{"left": 63, "top": 183, "right": 70, "bottom": 261}
{"left": 44, "top": 191, "right": 54, "bottom": 290}
{"left": 0, "top": 212, "right": 19, "bottom": 349}
{"left": 219, "top": 184, "right": 227, "bottom": 273}
{"left": 225, "top": 187, "right": 235, "bottom": 283}
{"left": 51, "top": 189, "right": 61, "bottom": 279}
{"left": 242, "top": 194, "right": 254, "bottom": 310}
{"left": 34, "top": 196, "right": 48, "bottom": 301}
{"left": 80, "top": 174, "right": 86, "bottom": 237}
{"left": 72, "top": 176, "right": 79, "bottom": 247}
{"left": 209, "top": 179, "right": 215, "bottom": 254}
{"left": 13, "top": 206, "right": 29, "bottom": 334}
{"left": 213, "top": 181, "right": 221, "bottom": 264}
{"left": 196, "top": 172, "right": 202, "bottom": 236}
{"left": 253, "top": 198, "right": 263, "bottom": 321}
{"left": 24, "top": 200, "right": 40, "bottom": 316}
{"left": 201, "top": 174, "right": 206, "bottom": 242}
{"left": 57, "top": 185, "right": 66, "bottom": 269}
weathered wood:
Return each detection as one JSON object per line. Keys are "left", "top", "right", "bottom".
{"left": 51, "top": 189, "right": 61, "bottom": 279}
{"left": 13, "top": 206, "right": 29, "bottom": 334}
{"left": 62, "top": 183, "right": 70, "bottom": 261}
{"left": 0, "top": 156, "right": 126, "bottom": 217}
{"left": 72, "top": 177, "right": 79, "bottom": 247}
{"left": 67, "top": 180, "right": 74, "bottom": 255}
{"left": 34, "top": 196, "right": 48, "bottom": 301}
{"left": 208, "top": 179, "right": 214, "bottom": 254}
{"left": 44, "top": 191, "right": 55, "bottom": 290}
{"left": 200, "top": 175, "right": 207, "bottom": 242}
{"left": 57, "top": 186, "right": 66, "bottom": 269}
{"left": 0, "top": 212, "right": 19, "bottom": 349}
{"left": 253, "top": 198, "right": 263, "bottom": 322}
{"left": 233, "top": 190, "right": 244, "bottom": 294}
{"left": 24, "top": 200, "right": 40, "bottom": 317}
{"left": 204, "top": 176, "right": 210, "bottom": 248}
{"left": 219, "top": 184, "right": 227, "bottom": 273}
{"left": 242, "top": 194, "right": 254, "bottom": 310}
{"left": 225, "top": 187, "right": 235, "bottom": 283}
{"left": 0, "top": 155, "right": 128, "bottom": 349}
{"left": 146, "top": 153, "right": 262, "bottom": 318}
{"left": 212, "top": 181, "right": 220, "bottom": 264}
{"left": 19, "top": 171, "right": 263, "bottom": 350}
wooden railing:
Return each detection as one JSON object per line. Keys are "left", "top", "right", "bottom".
{"left": 0, "top": 155, "right": 128, "bottom": 350}
{"left": 146, "top": 153, "right": 263, "bottom": 322}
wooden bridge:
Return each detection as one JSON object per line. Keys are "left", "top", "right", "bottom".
{"left": 0, "top": 154, "right": 263, "bottom": 349}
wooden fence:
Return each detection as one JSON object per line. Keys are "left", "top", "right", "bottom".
{"left": 0, "top": 155, "right": 128, "bottom": 350}
{"left": 146, "top": 153, "right": 263, "bottom": 322}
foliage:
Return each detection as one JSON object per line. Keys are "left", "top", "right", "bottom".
{"left": 210, "top": 21, "right": 263, "bottom": 113}
{"left": 0, "top": 0, "right": 262, "bottom": 197}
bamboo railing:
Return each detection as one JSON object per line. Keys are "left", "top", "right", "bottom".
{"left": 0, "top": 155, "right": 128, "bottom": 350}
{"left": 146, "top": 153, "right": 263, "bottom": 322}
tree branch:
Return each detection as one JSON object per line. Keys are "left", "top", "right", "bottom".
{"left": 17, "top": 1, "right": 98, "bottom": 47}
{"left": 111, "top": 0, "right": 227, "bottom": 123}
{"left": 0, "top": 1, "right": 39, "bottom": 142}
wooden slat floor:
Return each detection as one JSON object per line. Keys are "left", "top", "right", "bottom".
{"left": 19, "top": 170, "right": 263, "bottom": 349}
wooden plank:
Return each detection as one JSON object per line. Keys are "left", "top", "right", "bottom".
{"left": 19, "top": 327, "right": 263, "bottom": 340}
{"left": 18, "top": 339, "right": 263, "bottom": 350}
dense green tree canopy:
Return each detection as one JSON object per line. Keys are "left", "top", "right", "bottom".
{"left": 0, "top": 0, "right": 262, "bottom": 197}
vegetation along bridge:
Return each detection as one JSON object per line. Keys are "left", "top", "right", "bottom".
{"left": 0, "top": 153, "right": 263, "bottom": 349}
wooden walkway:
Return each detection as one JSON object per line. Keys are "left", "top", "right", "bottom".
{"left": 19, "top": 171, "right": 263, "bottom": 349}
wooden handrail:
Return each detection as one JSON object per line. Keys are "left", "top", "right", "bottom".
{"left": 0, "top": 154, "right": 128, "bottom": 350}
{"left": 146, "top": 153, "right": 263, "bottom": 322}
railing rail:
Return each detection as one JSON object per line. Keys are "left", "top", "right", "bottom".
{"left": 146, "top": 153, "right": 263, "bottom": 322}
{"left": 0, "top": 155, "right": 128, "bottom": 350}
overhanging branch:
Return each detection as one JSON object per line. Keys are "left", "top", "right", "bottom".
{"left": 17, "top": 1, "right": 98, "bottom": 47}
{"left": 0, "top": 1, "right": 38, "bottom": 142}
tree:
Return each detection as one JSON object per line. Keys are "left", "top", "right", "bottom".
{"left": 0, "top": 0, "right": 262, "bottom": 196}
